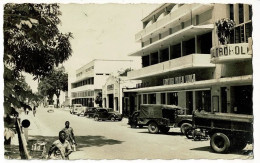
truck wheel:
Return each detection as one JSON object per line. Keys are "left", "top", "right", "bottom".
{"left": 94, "top": 116, "right": 99, "bottom": 121}
{"left": 185, "top": 128, "right": 194, "bottom": 139}
{"left": 148, "top": 122, "right": 159, "bottom": 134}
{"left": 160, "top": 127, "right": 170, "bottom": 134}
{"left": 180, "top": 123, "right": 192, "bottom": 134}
{"left": 210, "top": 133, "right": 231, "bottom": 153}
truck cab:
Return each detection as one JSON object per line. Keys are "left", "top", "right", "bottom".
{"left": 137, "top": 104, "right": 192, "bottom": 134}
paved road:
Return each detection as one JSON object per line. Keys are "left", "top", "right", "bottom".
{"left": 20, "top": 107, "right": 253, "bottom": 160}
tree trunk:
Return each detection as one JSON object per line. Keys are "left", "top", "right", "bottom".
{"left": 56, "top": 91, "right": 60, "bottom": 108}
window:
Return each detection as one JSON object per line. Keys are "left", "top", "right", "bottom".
{"left": 143, "top": 94, "right": 147, "bottom": 104}
{"left": 167, "top": 92, "right": 178, "bottom": 105}
{"left": 150, "top": 52, "right": 159, "bottom": 65}
{"left": 160, "top": 48, "right": 169, "bottom": 62}
{"left": 249, "top": 5, "right": 252, "bottom": 20}
{"left": 142, "top": 55, "right": 150, "bottom": 67}
{"left": 161, "top": 93, "right": 166, "bottom": 104}
{"left": 170, "top": 43, "right": 181, "bottom": 59}
{"left": 229, "top": 4, "right": 234, "bottom": 20}
{"left": 183, "top": 38, "right": 195, "bottom": 56}
{"left": 148, "top": 94, "right": 156, "bottom": 104}
{"left": 239, "top": 4, "right": 244, "bottom": 24}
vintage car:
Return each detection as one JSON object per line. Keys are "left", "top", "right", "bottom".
{"left": 137, "top": 104, "right": 192, "bottom": 134}
{"left": 70, "top": 104, "right": 84, "bottom": 115}
{"left": 84, "top": 107, "right": 98, "bottom": 118}
{"left": 93, "top": 108, "right": 122, "bottom": 121}
{"left": 128, "top": 111, "right": 144, "bottom": 128}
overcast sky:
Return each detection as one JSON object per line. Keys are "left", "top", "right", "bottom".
{"left": 25, "top": 3, "right": 160, "bottom": 92}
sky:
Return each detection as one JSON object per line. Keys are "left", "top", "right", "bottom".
{"left": 25, "top": 3, "right": 160, "bottom": 92}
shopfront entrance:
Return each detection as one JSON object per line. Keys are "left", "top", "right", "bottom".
{"left": 108, "top": 94, "right": 114, "bottom": 109}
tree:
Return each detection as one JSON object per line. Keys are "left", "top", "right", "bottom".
{"left": 215, "top": 18, "right": 235, "bottom": 45}
{"left": 4, "top": 4, "right": 73, "bottom": 113}
{"left": 38, "top": 67, "right": 68, "bottom": 107}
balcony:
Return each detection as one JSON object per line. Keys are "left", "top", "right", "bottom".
{"left": 210, "top": 43, "right": 252, "bottom": 64}
{"left": 135, "top": 4, "right": 214, "bottom": 42}
{"left": 71, "top": 84, "right": 95, "bottom": 93}
{"left": 127, "top": 54, "right": 215, "bottom": 80}
{"left": 130, "top": 24, "right": 214, "bottom": 57}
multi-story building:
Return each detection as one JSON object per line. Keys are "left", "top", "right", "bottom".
{"left": 69, "top": 59, "right": 133, "bottom": 107}
{"left": 124, "top": 4, "right": 252, "bottom": 116}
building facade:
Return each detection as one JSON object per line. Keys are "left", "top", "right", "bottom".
{"left": 102, "top": 75, "right": 140, "bottom": 114}
{"left": 124, "top": 4, "right": 252, "bottom": 116}
{"left": 69, "top": 59, "right": 133, "bottom": 107}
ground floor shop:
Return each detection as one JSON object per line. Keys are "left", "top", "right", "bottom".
{"left": 123, "top": 75, "right": 252, "bottom": 116}
{"left": 71, "top": 89, "right": 101, "bottom": 107}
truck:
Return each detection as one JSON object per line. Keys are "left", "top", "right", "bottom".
{"left": 188, "top": 110, "right": 253, "bottom": 153}
{"left": 137, "top": 104, "right": 192, "bottom": 134}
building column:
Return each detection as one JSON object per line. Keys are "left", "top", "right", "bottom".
{"left": 195, "top": 35, "right": 198, "bottom": 53}
{"left": 234, "top": 4, "right": 239, "bottom": 24}
{"left": 227, "top": 86, "right": 231, "bottom": 113}
{"left": 243, "top": 4, "right": 249, "bottom": 22}
{"left": 192, "top": 91, "right": 196, "bottom": 111}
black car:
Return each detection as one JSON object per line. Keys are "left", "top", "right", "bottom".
{"left": 128, "top": 111, "right": 144, "bottom": 128}
{"left": 93, "top": 108, "right": 122, "bottom": 121}
{"left": 84, "top": 107, "right": 97, "bottom": 118}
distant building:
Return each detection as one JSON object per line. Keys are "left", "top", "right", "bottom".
{"left": 69, "top": 59, "right": 133, "bottom": 107}
{"left": 124, "top": 4, "right": 252, "bottom": 116}
{"left": 102, "top": 74, "right": 140, "bottom": 114}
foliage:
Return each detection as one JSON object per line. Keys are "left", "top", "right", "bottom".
{"left": 95, "top": 92, "right": 102, "bottom": 107}
{"left": 215, "top": 18, "right": 235, "bottom": 45}
{"left": 38, "top": 66, "right": 68, "bottom": 106}
{"left": 4, "top": 3, "right": 73, "bottom": 113}
{"left": 118, "top": 68, "right": 133, "bottom": 76}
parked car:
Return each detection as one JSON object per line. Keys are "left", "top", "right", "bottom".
{"left": 128, "top": 111, "right": 144, "bottom": 128}
{"left": 76, "top": 107, "right": 87, "bottom": 116}
{"left": 84, "top": 107, "right": 98, "bottom": 118}
{"left": 47, "top": 105, "right": 54, "bottom": 113}
{"left": 93, "top": 108, "right": 122, "bottom": 121}
{"left": 137, "top": 104, "right": 192, "bottom": 134}
{"left": 70, "top": 104, "right": 83, "bottom": 114}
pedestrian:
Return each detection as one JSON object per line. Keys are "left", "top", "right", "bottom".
{"left": 33, "top": 105, "right": 37, "bottom": 117}
{"left": 62, "top": 121, "right": 77, "bottom": 151}
{"left": 47, "top": 130, "right": 73, "bottom": 160}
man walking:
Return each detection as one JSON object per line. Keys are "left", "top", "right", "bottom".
{"left": 48, "top": 130, "right": 73, "bottom": 160}
{"left": 62, "top": 121, "right": 76, "bottom": 151}
{"left": 33, "top": 105, "right": 37, "bottom": 117}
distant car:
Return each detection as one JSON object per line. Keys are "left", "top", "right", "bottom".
{"left": 47, "top": 105, "right": 54, "bottom": 113}
{"left": 70, "top": 104, "right": 83, "bottom": 114}
{"left": 93, "top": 108, "right": 122, "bottom": 121}
{"left": 84, "top": 107, "right": 98, "bottom": 118}
{"left": 128, "top": 111, "right": 144, "bottom": 128}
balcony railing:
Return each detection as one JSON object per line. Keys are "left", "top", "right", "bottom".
{"left": 128, "top": 54, "right": 215, "bottom": 80}
{"left": 135, "top": 4, "right": 213, "bottom": 41}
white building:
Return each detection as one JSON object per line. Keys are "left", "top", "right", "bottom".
{"left": 102, "top": 75, "right": 140, "bottom": 114}
{"left": 124, "top": 4, "right": 252, "bottom": 116}
{"left": 69, "top": 59, "right": 133, "bottom": 107}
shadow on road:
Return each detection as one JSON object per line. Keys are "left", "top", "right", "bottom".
{"left": 190, "top": 146, "right": 253, "bottom": 156}
{"left": 137, "top": 131, "right": 183, "bottom": 136}
{"left": 28, "top": 135, "right": 123, "bottom": 153}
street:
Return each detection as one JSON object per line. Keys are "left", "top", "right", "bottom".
{"left": 20, "top": 107, "right": 253, "bottom": 160}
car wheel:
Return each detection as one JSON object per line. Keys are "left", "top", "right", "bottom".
{"left": 94, "top": 116, "right": 99, "bottom": 121}
{"left": 210, "top": 132, "right": 231, "bottom": 153}
{"left": 180, "top": 123, "right": 192, "bottom": 134}
{"left": 111, "top": 116, "right": 115, "bottom": 121}
{"left": 148, "top": 122, "right": 159, "bottom": 134}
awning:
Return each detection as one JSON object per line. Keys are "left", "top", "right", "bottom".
{"left": 129, "top": 24, "right": 214, "bottom": 57}
{"left": 124, "top": 75, "right": 252, "bottom": 93}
